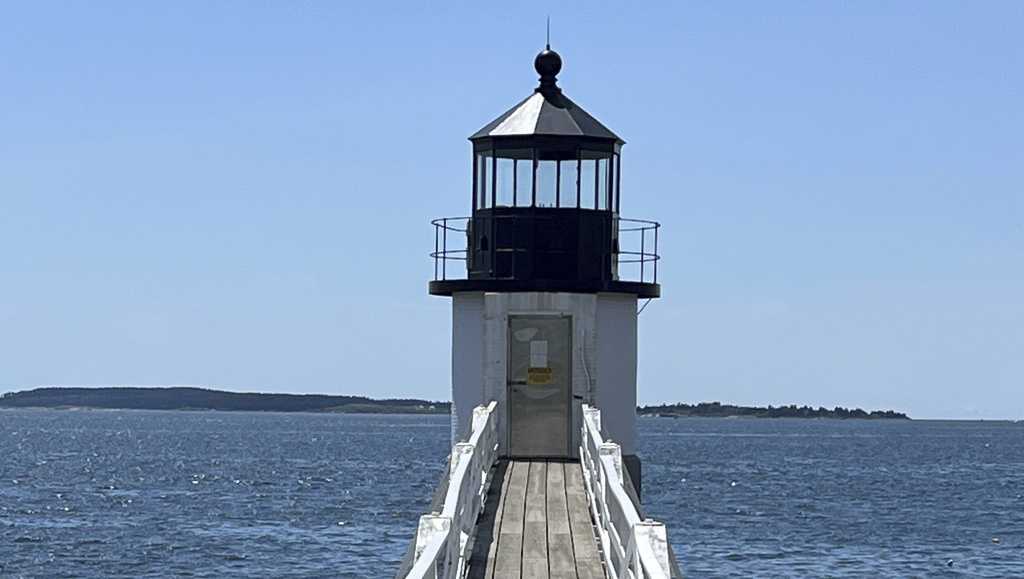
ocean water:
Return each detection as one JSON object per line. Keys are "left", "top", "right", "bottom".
{"left": 0, "top": 410, "right": 1021, "bottom": 578}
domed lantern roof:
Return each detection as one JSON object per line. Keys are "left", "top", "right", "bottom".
{"left": 470, "top": 47, "right": 622, "bottom": 143}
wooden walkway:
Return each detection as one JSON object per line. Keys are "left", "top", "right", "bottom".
{"left": 467, "top": 459, "right": 605, "bottom": 579}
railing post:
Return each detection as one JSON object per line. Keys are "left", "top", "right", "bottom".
{"left": 635, "top": 520, "right": 672, "bottom": 576}
{"left": 475, "top": 403, "right": 497, "bottom": 463}
{"left": 414, "top": 513, "right": 451, "bottom": 571}
{"left": 442, "top": 218, "right": 448, "bottom": 280}
{"left": 584, "top": 405, "right": 601, "bottom": 433}
{"left": 488, "top": 401, "right": 497, "bottom": 435}
{"left": 471, "top": 405, "right": 489, "bottom": 433}
{"left": 450, "top": 442, "right": 474, "bottom": 475}
{"left": 599, "top": 441, "right": 623, "bottom": 485}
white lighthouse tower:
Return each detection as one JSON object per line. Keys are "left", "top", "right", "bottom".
{"left": 430, "top": 45, "right": 660, "bottom": 488}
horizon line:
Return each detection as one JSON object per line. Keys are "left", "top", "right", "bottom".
{"left": 3, "top": 384, "right": 1021, "bottom": 421}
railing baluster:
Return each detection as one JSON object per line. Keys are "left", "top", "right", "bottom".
{"left": 653, "top": 225, "right": 659, "bottom": 284}
{"left": 640, "top": 228, "right": 646, "bottom": 283}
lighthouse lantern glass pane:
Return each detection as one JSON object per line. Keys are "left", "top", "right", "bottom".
{"left": 579, "top": 159, "right": 596, "bottom": 209}
{"left": 475, "top": 153, "right": 481, "bottom": 209}
{"left": 559, "top": 160, "right": 577, "bottom": 208}
{"left": 536, "top": 160, "right": 557, "bottom": 207}
{"left": 496, "top": 158, "right": 514, "bottom": 207}
{"left": 613, "top": 153, "right": 621, "bottom": 212}
{"left": 597, "top": 158, "right": 609, "bottom": 210}
{"left": 516, "top": 155, "right": 532, "bottom": 206}
{"left": 476, "top": 152, "right": 493, "bottom": 210}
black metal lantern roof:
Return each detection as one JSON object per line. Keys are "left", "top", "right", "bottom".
{"left": 469, "top": 47, "right": 622, "bottom": 144}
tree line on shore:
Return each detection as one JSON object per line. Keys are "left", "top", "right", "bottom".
{"left": 0, "top": 387, "right": 450, "bottom": 414}
{"left": 638, "top": 401, "right": 909, "bottom": 419}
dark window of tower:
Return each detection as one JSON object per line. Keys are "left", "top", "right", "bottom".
{"left": 580, "top": 156, "right": 596, "bottom": 209}
{"left": 614, "top": 152, "right": 622, "bottom": 213}
{"left": 515, "top": 151, "right": 533, "bottom": 207}
{"left": 536, "top": 159, "right": 557, "bottom": 207}
{"left": 476, "top": 151, "right": 493, "bottom": 209}
{"left": 497, "top": 157, "right": 515, "bottom": 207}
{"left": 597, "top": 157, "right": 610, "bottom": 211}
{"left": 559, "top": 156, "right": 577, "bottom": 208}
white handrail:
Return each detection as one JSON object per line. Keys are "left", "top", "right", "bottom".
{"left": 581, "top": 405, "right": 672, "bottom": 579}
{"left": 405, "top": 401, "right": 498, "bottom": 579}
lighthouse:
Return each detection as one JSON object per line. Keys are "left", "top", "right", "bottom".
{"left": 430, "top": 44, "right": 660, "bottom": 489}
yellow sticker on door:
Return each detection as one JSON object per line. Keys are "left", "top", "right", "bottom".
{"left": 527, "top": 367, "right": 553, "bottom": 385}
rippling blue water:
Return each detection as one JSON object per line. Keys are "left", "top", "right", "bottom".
{"left": 1, "top": 410, "right": 1021, "bottom": 577}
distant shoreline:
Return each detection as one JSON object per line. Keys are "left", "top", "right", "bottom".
{"left": 640, "top": 402, "right": 909, "bottom": 420}
{"left": 0, "top": 405, "right": 448, "bottom": 415}
{"left": 0, "top": 387, "right": 449, "bottom": 415}
{"left": 0, "top": 387, "right": 916, "bottom": 419}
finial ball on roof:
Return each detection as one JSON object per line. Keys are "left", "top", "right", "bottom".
{"left": 534, "top": 48, "right": 562, "bottom": 79}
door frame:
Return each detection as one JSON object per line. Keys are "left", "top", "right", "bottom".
{"left": 505, "top": 313, "right": 573, "bottom": 458}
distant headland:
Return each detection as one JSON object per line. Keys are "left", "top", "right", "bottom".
{"left": 640, "top": 401, "right": 909, "bottom": 420}
{"left": 0, "top": 387, "right": 909, "bottom": 419}
{"left": 0, "top": 387, "right": 449, "bottom": 414}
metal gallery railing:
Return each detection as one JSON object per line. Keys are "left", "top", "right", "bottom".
{"left": 403, "top": 401, "right": 498, "bottom": 579}
{"left": 617, "top": 217, "right": 661, "bottom": 285}
{"left": 581, "top": 405, "right": 674, "bottom": 579}
{"left": 430, "top": 215, "right": 661, "bottom": 284}
{"left": 431, "top": 217, "right": 470, "bottom": 282}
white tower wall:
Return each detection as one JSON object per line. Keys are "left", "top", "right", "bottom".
{"left": 450, "top": 291, "right": 638, "bottom": 456}
{"left": 450, "top": 292, "right": 486, "bottom": 445}
{"left": 594, "top": 293, "right": 639, "bottom": 455}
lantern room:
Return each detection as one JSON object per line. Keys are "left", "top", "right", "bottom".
{"left": 430, "top": 46, "right": 660, "bottom": 298}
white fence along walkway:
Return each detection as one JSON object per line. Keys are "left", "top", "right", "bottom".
{"left": 406, "top": 401, "right": 499, "bottom": 579}
{"left": 580, "top": 405, "right": 673, "bottom": 579}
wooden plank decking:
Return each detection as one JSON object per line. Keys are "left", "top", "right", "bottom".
{"left": 467, "top": 459, "right": 605, "bottom": 579}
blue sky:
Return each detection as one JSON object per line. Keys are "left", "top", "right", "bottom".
{"left": 1, "top": 2, "right": 1021, "bottom": 419}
